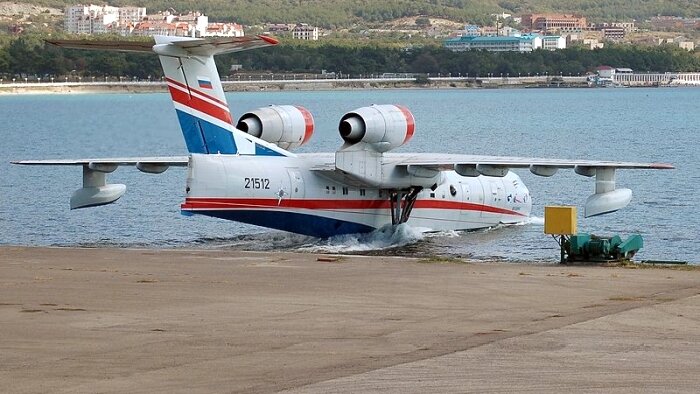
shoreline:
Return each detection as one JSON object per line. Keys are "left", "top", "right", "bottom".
{"left": 2, "top": 245, "right": 700, "bottom": 392}
{"left": 4, "top": 243, "right": 697, "bottom": 265}
{"left": 0, "top": 77, "right": 594, "bottom": 95}
{"left": 2, "top": 79, "right": 696, "bottom": 95}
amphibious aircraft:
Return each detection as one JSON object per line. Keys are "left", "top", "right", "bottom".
{"left": 13, "top": 35, "right": 673, "bottom": 238}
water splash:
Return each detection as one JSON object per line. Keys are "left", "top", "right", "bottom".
{"left": 191, "top": 232, "right": 316, "bottom": 250}
{"left": 525, "top": 216, "right": 545, "bottom": 225}
{"left": 297, "top": 223, "right": 426, "bottom": 254}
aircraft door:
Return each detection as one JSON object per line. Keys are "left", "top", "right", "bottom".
{"left": 460, "top": 179, "right": 483, "bottom": 223}
{"left": 459, "top": 182, "right": 471, "bottom": 224}
{"left": 286, "top": 168, "right": 305, "bottom": 199}
{"left": 483, "top": 179, "right": 505, "bottom": 221}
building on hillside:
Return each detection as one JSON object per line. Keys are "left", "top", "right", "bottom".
{"left": 142, "top": 11, "right": 207, "bottom": 36}
{"left": 500, "top": 26, "right": 521, "bottom": 36}
{"left": 566, "top": 31, "right": 607, "bottom": 49}
{"left": 582, "top": 38, "right": 604, "bottom": 49}
{"left": 266, "top": 23, "right": 294, "bottom": 33}
{"left": 542, "top": 35, "right": 566, "bottom": 50}
{"left": 292, "top": 23, "right": 318, "bottom": 40}
{"left": 522, "top": 13, "right": 587, "bottom": 33}
{"left": 65, "top": 5, "right": 119, "bottom": 34}
{"left": 445, "top": 33, "right": 566, "bottom": 52}
{"left": 658, "top": 37, "right": 695, "bottom": 51}
{"left": 650, "top": 16, "right": 700, "bottom": 31}
{"left": 602, "top": 27, "right": 625, "bottom": 40}
{"left": 462, "top": 24, "right": 480, "bottom": 37}
{"left": 174, "top": 11, "right": 208, "bottom": 35}
{"left": 678, "top": 41, "right": 695, "bottom": 51}
{"left": 592, "top": 21, "right": 637, "bottom": 33}
{"left": 444, "top": 34, "right": 542, "bottom": 52}
{"left": 143, "top": 11, "right": 176, "bottom": 23}
{"left": 130, "top": 21, "right": 192, "bottom": 37}
{"left": 202, "top": 23, "right": 244, "bottom": 37}
{"left": 118, "top": 6, "right": 146, "bottom": 24}
{"left": 491, "top": 13, "right": 512, "bottom": 20}
{"left": 64, "top": 4, "right": 243, "bottom": 38}
{"left": 479, "top": 26, "right": 498, "bottom": 36}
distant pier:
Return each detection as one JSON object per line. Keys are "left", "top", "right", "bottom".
{"left": 613, "top": 72, "right": 700, "bottom": 87}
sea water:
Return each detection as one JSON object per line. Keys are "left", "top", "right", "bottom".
{"left": 1, "top": 88, "right": 698, "bottom": 263}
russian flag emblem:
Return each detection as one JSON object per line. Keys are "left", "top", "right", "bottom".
{"left": 197, "top": 76, "right": 213, "bottom": 89}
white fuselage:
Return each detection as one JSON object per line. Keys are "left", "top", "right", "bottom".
{"left": 181, "top": 154, "right": 532, "bottom": 238}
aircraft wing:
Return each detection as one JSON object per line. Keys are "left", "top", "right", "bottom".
{"left": 12, "top": 156, "right": 189, "bottom": 167}
{"left": 307, "top": 152, "right": 673, "bottom": 173}
{"left": 310, "top": 152, "right": 673, "bottom": 217}
{"left": 12, "top": 156, "right": 189, "bottom": 209}
{"left": 383, "top": 153, "right": 674, "bottom": 171}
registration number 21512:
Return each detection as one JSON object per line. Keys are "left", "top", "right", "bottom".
{"left": 244, "top": 177, "right": 270, "bottom": 189}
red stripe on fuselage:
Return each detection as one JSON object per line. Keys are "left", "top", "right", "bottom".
{"left": 168, "top": 85, "right": 233, "bottom": 125}
{"left": 181, "top": 197, "right": 525, "bottom": 216}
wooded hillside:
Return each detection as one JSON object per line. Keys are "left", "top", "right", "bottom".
{"left": 20, "top": 0, "right": 700, "bottom": 27}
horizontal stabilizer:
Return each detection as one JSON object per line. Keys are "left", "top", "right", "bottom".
{"left": 46, "top": 35, "right": 279, "bottom": 56}
{"left": 45, "top": 39, "right": 155, "bottom": 53}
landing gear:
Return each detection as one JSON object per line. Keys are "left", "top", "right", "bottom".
{"left": 388, "top": 186, "right": 423, "bottom": 225}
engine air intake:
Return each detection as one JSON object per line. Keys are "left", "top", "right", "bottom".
{"left": 339, "top": 104, "right": 415, "bottom": 152}
{"left": 237, "top": 105, "right": 314, "bottom": 150}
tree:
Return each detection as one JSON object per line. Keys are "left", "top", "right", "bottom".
{"left": 410, "top": 52, "right": 439, "bottom": 74}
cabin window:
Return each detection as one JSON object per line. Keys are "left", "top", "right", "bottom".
{"left": 430, "top": 192, "right": 436, "bottom": 198}
{"left": 342, "top": 187, "right": 349, "bottom": 195}
{"left": 325, "top": 186, "right": 330, "bottom": 194}
{"left": 450, "top": 185, "right": 457, "bottom": 197}
{"left": 360, "top": 189, "right": 366, "bottom": 196}
{"left": 331, "top": 186, "right": 336, "bottom": 194}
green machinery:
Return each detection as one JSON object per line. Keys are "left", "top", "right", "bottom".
{"left": 563, "top": 233, "right": 644, "bottom": 263}
{"left": 544, "top": 206, "right": 644, "bottom": 264}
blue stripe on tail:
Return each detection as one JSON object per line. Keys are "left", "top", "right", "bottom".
{"left": 175, "top": 110, "right": 237, "bottom": 154}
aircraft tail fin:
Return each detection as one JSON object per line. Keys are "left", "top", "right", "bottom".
{"left": 48, "top": 35, "right": 291, "bottom": 157}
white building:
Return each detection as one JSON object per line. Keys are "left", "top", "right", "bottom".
{"left": 596, "top": 66, "right": 615, "bottom": 79}
{"left": 202, "top": 23, "right": 244, "bottom": 37}
{"left": 175, "top": 12, "right": 208, "bottom": 36}
{"left": 65, "top": 4, "right": 119, "bottom": 34}
{"left": 131, "top": 21, "right": 192, "bottom": 37}
{"left": 582, "top": 38, "right": 604, "bottom": 49}
{"left": 118, "top": 6, "right": 146, "bottom": 24}
{"left": 596, "top": 66, "right": 633, "bottom": 79}
{"left": 658, "top": 37, "right": 695, "bottom": 51}
{"left": 542, "top": 35, "right": 566, "bottom": 50}
{"left": 65, "top": 4, "right": 244, "bottom": 38}
{"left": 292, "top": 23, "right": 318, "bottom": 40}
{"left": 491, "top": 13, "right": 512, "bottom": 20}
{"left": 444, "top": 34, "right": 543, "bottom": 52}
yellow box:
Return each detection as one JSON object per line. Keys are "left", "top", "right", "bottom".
{"left": 544, "top": 206, "right": 577, "bottom": 235}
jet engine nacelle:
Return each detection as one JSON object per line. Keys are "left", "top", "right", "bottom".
{"left": 339, "top": 104, "right": 415, "bottom": 152}
{"left": 236, "top": 105, "right": 314, "bottom": 150}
